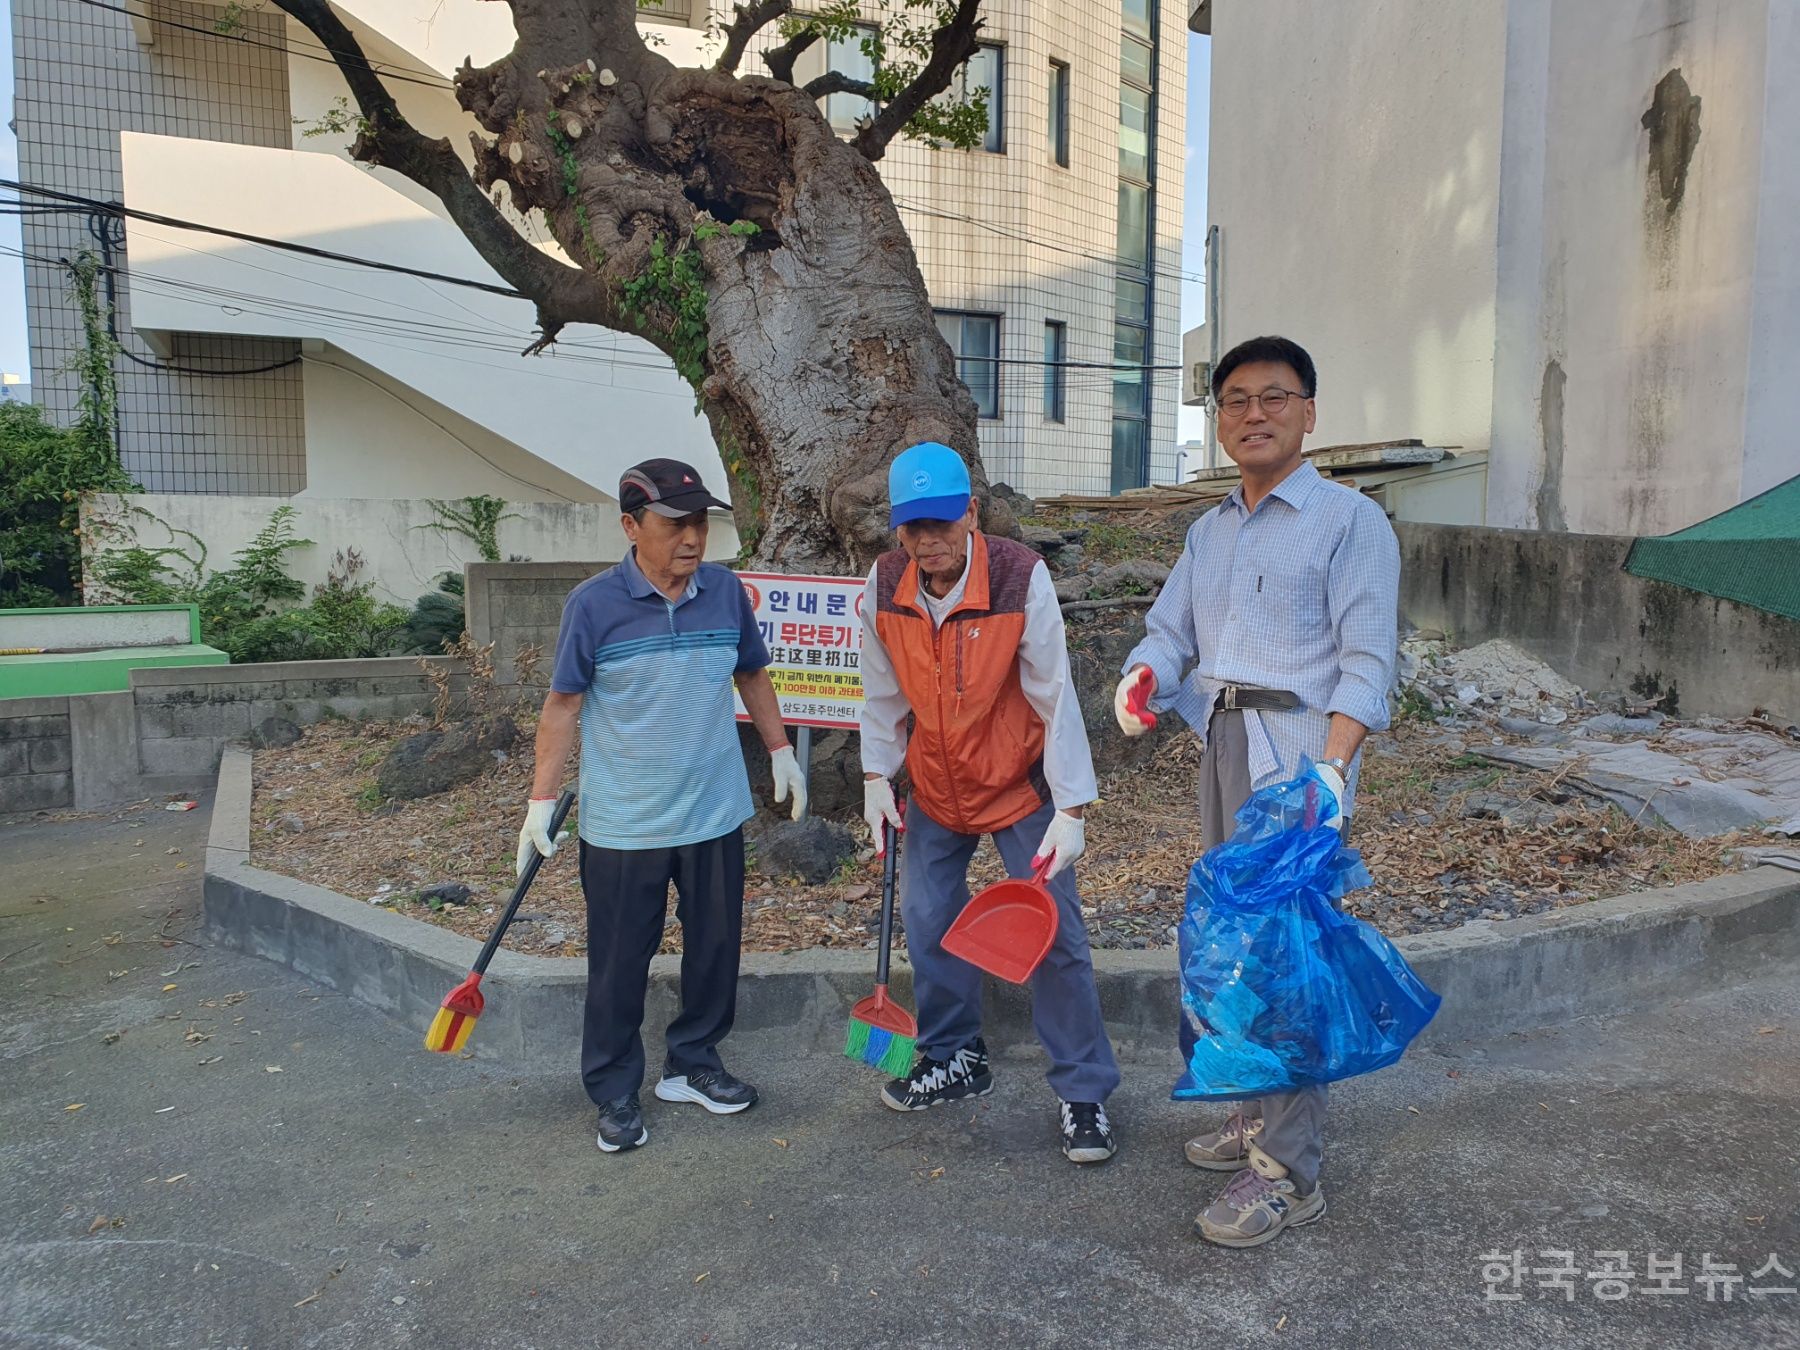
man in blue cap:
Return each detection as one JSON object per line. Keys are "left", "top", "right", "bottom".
{"left": 857, "top": 442, "right": 1121, "bottom": 1163}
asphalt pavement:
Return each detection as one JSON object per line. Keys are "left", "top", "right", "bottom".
{"left": 2, "top": 801, "right": 1797, "bottom": 1349}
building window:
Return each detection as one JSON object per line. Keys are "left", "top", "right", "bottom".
{"left": 1044, "top": 320, "right": 1067, "bottom": 422}
{"left": 1116, "top": 182, "right": 1150, "bottom": 271}
{"left": 1120, "top": 34, "right": 1154, "bottom": 86}
{"left": 1115, "top": 275, "right": 1150, "bottom": 323}
{"left": 946, "top": 43, "right": 1004, "bottom": 152}
{"left": 1113, "top": 0, "right": 1158, "bottom": 492}
{"left": 823, "top": 23, "right": 879, "bottom": 131}
{"left": 935, "top": 310, "right": 1001, "bottom": 419}
{"left": 1118, "top": 84, "right": 1152, "bottom": 180}
{"left": 1110, "top": 418, "right": 1147, "bottom": 495}
{"left": 1113, "top": 322, "right": 1148, "bottom": 415}
{"left": 1049, "top": 60, "right": 1070, "bottom": 167}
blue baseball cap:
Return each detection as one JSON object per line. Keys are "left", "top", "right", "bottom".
{"left": 888, "top": 442, "right": 973, "bottom": 528}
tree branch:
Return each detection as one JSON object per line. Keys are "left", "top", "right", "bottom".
{"left": 267, "top": 0, "right": 627, "bottom": 351}
{"left": 850, "top": 0, "right": 983, "bottom": 162}
{"left": 762, "top": 28, "right": 819, "bottom": 85}
{"left": 716, "top": 0, "right": 791, "bottom": 75}
{"left": 1060, "top": 596, "right": 1159, "bottom": 615}
{"left": 802, "top": 71, "right": 876, "bottom": 102}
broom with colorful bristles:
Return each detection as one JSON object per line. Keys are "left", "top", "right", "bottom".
{"left": 844, "top": 820, "right": 918, "bottom": 1075}
{"left": 424, "top": 789, "right": 574, "bottom": 1055}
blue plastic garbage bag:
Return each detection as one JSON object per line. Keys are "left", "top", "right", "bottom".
{"left": 1172, "top": 769, "right": 1441, "bottom": 1102}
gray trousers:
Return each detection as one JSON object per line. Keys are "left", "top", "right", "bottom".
{"left": 1182, "top": 709, "right": 1329, "bottom": 1193}
{"left": 903, "top": 798, "right": 1122, "bottom": 1104}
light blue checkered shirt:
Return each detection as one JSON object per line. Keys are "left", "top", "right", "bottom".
{"left": 1123, "top": 461, "right": 1400, "bottom": 797}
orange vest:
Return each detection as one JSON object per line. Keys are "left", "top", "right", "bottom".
{"left": 873, "top": 532, "right": 1050, "bottom": 835}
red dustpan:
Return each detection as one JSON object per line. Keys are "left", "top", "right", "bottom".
{"left": 942, "top": 860, "right": 1059, "bottom": 984}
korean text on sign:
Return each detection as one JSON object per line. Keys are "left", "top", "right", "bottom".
{"left": 734, "top": 572, "right": 867, "bottom": 729}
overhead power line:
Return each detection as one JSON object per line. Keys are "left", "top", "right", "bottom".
{"left": 73, "top": 0, "right": 455, "bottom": 91}
{"left": 3, "top": 179, "right": 530, "bottom": 301}
{"left": 4, "top": 183, "right": 1191, "bottom": 381}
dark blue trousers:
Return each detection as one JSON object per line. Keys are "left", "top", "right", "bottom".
{"left": 578, "top": 830, "right": 743, "bottom": 1105}
{"left": 902, "top": 798, "right": 1121, "bottom": 1103}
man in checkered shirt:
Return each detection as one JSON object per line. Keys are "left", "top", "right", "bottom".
{"left": 1117, "top": 335, "right": 1400, "bottom": 1248}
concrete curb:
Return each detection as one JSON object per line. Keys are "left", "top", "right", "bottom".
{"left": 204, "top": 748, "right": 1800, "bottom": 1067}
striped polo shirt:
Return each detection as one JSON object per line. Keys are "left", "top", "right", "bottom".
{"left": 551, "top": 551, "right": 770, "bottom": 850}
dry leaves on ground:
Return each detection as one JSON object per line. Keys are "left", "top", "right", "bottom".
{"left": 250, "top": 711, "right": 1737, "bottom": 957}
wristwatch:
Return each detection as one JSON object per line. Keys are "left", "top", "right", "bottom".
{"left": 1322, "top": 756, "right": 1349, "bottom": 775}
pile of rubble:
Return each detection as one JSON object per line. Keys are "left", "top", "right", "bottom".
{"left": 1399, "top": 635, "right": 1595, "bottom": 726}
{"left": 1393, "top": 635, "right": 1800, "bottom": 852}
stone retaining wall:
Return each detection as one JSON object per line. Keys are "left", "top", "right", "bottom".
{"left": 464, "top": 561, "right": 611, "bottom": 685}
{"left": 0, "top": 697, "right": 75, "bottom": 812}
{"left": 1396, "top": 522, "right": 1800, "bottom": 720}
{"left": 0, "top": 658, "right": 469, "bottom": 814}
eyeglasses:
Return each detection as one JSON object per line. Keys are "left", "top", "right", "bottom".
{"left": 1214, "top": 388, "right": 1306, "bottom": 418}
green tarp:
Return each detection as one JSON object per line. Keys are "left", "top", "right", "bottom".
{"left": 1624, "top": 473, "right": 1800, "bottom": 620}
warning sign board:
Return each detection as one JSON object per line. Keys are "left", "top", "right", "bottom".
{"left": 732, "top": 571, "right": 866, "bottom": 729}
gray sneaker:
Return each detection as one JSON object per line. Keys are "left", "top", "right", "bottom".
{"left": 1184, "top": 1110, "right": 1262, "bottom": 1171}
{"left": 1194, "top": 1148, "right": 1327, "bottom": 1248}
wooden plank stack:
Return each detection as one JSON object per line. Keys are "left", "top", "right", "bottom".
{"left": 1036, "top": 440, "right": 1461, "bottom": 514}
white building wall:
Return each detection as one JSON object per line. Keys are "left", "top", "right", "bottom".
{"left": 83, "top": 493, "right": 665, "bottom": 609}
{"left": 1148, "top": 0, "right": 1188, "bottom": 488}
{"left": 1731, "top": 0, "right": 1800, "bottom": 507}
{"left": 284, "top": 12, "right": 558, "bottom": 237}
{"left": 1487, "top": 0, "right": 1787, "bottom": 537}
{"left": 119, "top": 133, "right": 722, "bottom": 506}
{"left": 1207, "top": 0, "right": 1507, "bottom": 464}
{"left": 1204, "top": 0, "right": 1800, "bottom": 537}
{"left": 298, "top": 353, "right": 610, "bottom": 503}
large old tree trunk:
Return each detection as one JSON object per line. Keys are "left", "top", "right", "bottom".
{"left": 273, "top": 0, "right": 1014, "bottom": 573}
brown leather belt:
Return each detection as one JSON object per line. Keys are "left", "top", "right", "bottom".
{"left": 1212, "top": 684, "right": 1302, "bottom": 712}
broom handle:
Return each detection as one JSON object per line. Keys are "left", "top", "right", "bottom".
{"left": 875, "top": 820, "right": 899, "bottom": 988}
{"left": 471, "top": 790, "right": 576, "bottom": 977}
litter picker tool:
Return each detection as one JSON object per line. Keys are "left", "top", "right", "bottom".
{"left": 844, "top": 820, "right": 918, "bottom": 1075}
{"left": 423, "top": 790, "right": 575, "bottom": 1055}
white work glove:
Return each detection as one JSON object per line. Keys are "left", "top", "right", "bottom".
{"left": 1031, "top": 809, "right": 1086, "bottom": 880}
{"left": 863, "top": 775, "right": 903, "bottom": 855}
{"left": 1304, "top": 762, "right": 1347, "bottom": 833}
{"left": 1114, "top": 666, "right": 1158, "bottom": 737}
{"left": 515, "top": 797, "right": 563, "bottom": 878}
{"left": 770, "top": 744, "right": 807, "bottom": 821}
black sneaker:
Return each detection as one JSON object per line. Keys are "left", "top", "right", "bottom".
{"left": 1060, "top": 1100, "right": 1117, "bottom": 1164}
{"left": 655, "top": 1066, "right": 758, "bottom": 1115}
{"left": 596, "top": 1093, "right": 648, "bottom": 1153}
{"left": 880, "top": 1039, "right": 994, "bottom": 1112}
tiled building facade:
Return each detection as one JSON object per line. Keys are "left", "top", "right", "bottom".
{"left": 775, "top": 0, "right": 1187, "bottom": 496}
{"left": 12, "top": 0, "right": 307, "bottom": 493}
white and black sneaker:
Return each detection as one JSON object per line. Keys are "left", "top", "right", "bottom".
{"left": 880, "top": 1039, "right": 994, "bottom": 1111}
{"left": 1060, "top": 1100, "right": 1117, "bottom": 1164}
{"left": 596, "top": 1093, "right": 649, "bottom": 1153}
{"left": 655, "top": 1066, "right": 758, "bottom": 1115}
